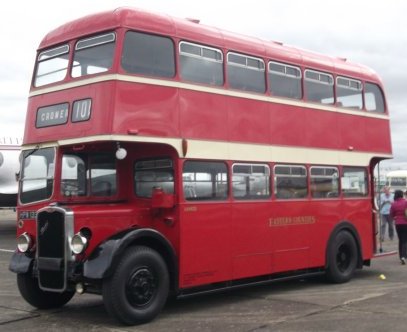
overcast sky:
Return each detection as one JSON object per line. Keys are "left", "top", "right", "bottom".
{"left": 1, "top": 0, "right": 405, "bottom": 170}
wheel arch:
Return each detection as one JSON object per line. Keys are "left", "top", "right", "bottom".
{"left": 83, "top": 228, "right": 178, "bottom": 292}
{"left": 325, "top": 221, "right": 363, "bottom": 269}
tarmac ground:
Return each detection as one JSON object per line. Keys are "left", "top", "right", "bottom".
{"left": 1, "top": 209, "right": 406, "bottom": 332}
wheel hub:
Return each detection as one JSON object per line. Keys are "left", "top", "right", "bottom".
{"left": 337, "top": 245, "right": 350, "bottom": 271}
{"left": 126, "top": 268, "right": 157, "bottom": 307}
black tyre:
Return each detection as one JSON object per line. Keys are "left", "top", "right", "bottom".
{"left": 102, "top": 246, "right": 169, "bottom": 325}
{"left": 326, "top": 231, "right": 358, "bottom": 283}
{"left": 17, "top": 273, "right": 75, "bottom": 309}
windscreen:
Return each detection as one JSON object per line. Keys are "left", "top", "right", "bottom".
{"left": 20, "top": 148, "right": 55, "bottom": 204}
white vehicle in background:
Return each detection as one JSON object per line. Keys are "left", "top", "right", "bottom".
{"left": 386, "top": 170, "right": 407, "bottom": 193}
{"left": 0, "top": 137, "right": 21, "bottom": 208}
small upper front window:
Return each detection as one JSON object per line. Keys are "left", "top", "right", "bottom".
{"left": 34, "top": 45, "right": 70, "bottom": 87}
{"left": 72, "top": 32, "right": 116, "bottom": 78}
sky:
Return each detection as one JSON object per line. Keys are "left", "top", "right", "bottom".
{"left": 1, "top": 0, "right": 406, "bottom": 171}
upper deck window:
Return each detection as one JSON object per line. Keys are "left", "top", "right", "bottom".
{"left": 179, "top": 41, "right": 223, "bottom": 86}
{"left": 268, "top": 61, "right": 302, "bottom": 99}
{"left": 365, "top": 83, "right": 385, "bottom": 113}
{"left": 34, "top": 45, "right": 69, "bottom": 87}
{"left": 304, "top": 69, "right": 334, "bottom": 104}
{"left": 72, "top": 32, "right": 116, "bottom": 78}
{"left": 227, "top": 52, "right": 265, "bottom": 93}
{"left": 122, "top": 31, "right": 175, "bottom": 78}
{"left": 336, "top": 77, "right": 363, "bottom": 109}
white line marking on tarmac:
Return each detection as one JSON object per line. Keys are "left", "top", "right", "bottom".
{"left": 0, "top": 248, "right": 14, "bottom": 253}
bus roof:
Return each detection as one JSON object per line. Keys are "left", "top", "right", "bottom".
{"left": 39, "top": 7, "right": 382, "bottom": 84}
{"left": 386, "top": 170, "right": 407, "bottom": 177}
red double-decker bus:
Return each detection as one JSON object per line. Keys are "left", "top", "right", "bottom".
{"left": 10, "top": 8, "right": 392, "bottom": 325}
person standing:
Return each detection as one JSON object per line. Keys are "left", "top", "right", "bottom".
{"left": 379, "top": 187, "right": 394, "bottom": 241}
{"left": 390, "top": 190, "right": 407, "bottom": 264}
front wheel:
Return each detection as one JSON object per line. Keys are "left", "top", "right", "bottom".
{"left": 17, "top": 273, "right": 75, "bottom": 309}
{"left": 326, "top": 231, "right": 358, "bottom": 283}
{"left": 102, "top": 246, "right": 169, "bottom": 325}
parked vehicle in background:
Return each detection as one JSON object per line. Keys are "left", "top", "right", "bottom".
{"left": 0, "top": 137, "right": 21, "bottom": 208}
{"left": 386, "top": 170, "right": 407, "bottom": 193}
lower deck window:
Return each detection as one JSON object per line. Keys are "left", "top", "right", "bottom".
{"left": 183, "top": 161, "right": 227, "bottom": 200}
{"left": 232, "top": 163, "right": 270, "bottom": 199}
{"left": 310, "top": 167, "right": 339, "bottom": 198}
{"left": 341, "top": 167, "right": 368, "bottom": 197}
{"left": 274, "top": 165, "right": 307, "bottom": 199}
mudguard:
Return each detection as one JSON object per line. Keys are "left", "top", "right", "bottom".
{"left": 83, "top": 228, "right": 178, "bottom": 283}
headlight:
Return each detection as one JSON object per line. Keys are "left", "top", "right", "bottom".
{"left": 71, "top": 232, "right": 88, "bottom": 254}
{"left": 17, "top": 232, "right": 32, "bottom": 253}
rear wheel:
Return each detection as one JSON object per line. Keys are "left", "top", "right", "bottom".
{"left": 102, "top": 246, "right": 169, "bottom": 325}
{"left": 17, "top": 273, "right": 75, "bottom": 309}
{"left": 326, "top": 231, "right": 358, "bottom": 283}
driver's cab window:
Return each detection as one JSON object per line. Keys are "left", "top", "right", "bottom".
{"left": 61, "top": 153, "right": 116, "bottom": 197}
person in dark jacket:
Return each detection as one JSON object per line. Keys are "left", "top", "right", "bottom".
{"left": 390, "top": 190, "right": 407, "bottom": 264}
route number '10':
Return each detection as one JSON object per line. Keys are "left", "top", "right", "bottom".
{"left": 72, "top": 98, "right": 92, "bottom": 122}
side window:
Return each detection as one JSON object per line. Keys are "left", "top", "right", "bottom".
{"left": 274, "top": 165, "right": 307, "bottom": 199}
{"left": 179, "top": 42, "right": 223, "bottom": 86}
{"left": 310, "top": 167, "right": 339, "bottom": 198}
{"left": 232, "top": 163, "right": 270, "bottom": 199}
{"left": 134, "top": 159, "right": 174, "bottom": 198}
{"left": 227, "top": 52, "right": 265, "bottom": 93}
{"left": 365, "top": 83, "right": 385, "bottom": 113}
{"left": 121, "top": 31, "right": 175, "bottom": 78}
{"left": 268, "top": 61, "right": 302, "bottom": 99}
{"left": 341, "top": 167, "right": 368, "bottom": 197}
{"left": 336, "top": 77, "right": 363, "bottom": 109}
{"left": 304, "top": 69, "right": 334, "bottom": 104}
{"left": 183, "top": 161, "right": 227, "bottom": 200}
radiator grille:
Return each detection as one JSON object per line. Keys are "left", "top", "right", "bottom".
{"left": 36, "top": 207, "right": 72, "bottom": 291}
